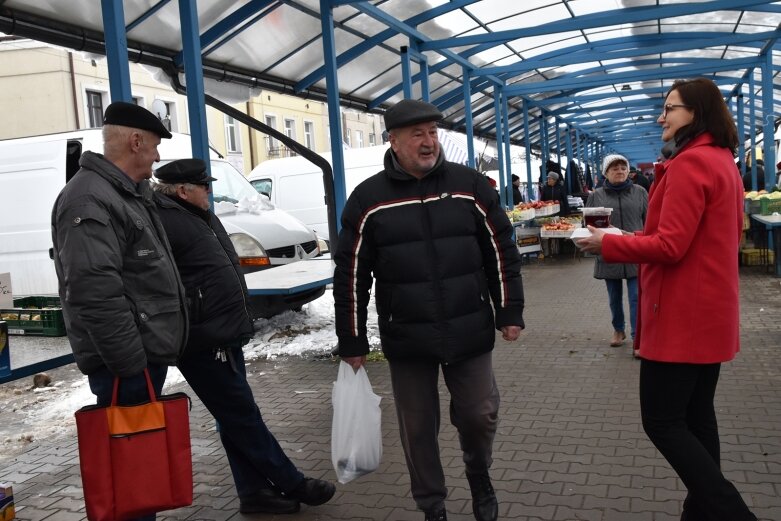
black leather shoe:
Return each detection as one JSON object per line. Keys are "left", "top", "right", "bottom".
{"left": 239, "top": 488, "right": 300, "bottom": 514}
{"left": 288, "top": 477, "right": 336, "bottom": 506}
{"left": 424, "top": 506, "right": 447, "bottom": 521}
{"left": 466, "top": 472, "right": 498, "bottom": 521}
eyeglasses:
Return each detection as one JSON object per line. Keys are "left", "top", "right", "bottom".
{"left": 661, "top": 104, "right": 691, "bottom": 118}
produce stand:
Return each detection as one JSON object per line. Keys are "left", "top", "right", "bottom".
{"left": 750, "top": 213, "right": 781, "bottom": 277}
{"left": 513, "top": 223, "right": 541, "bottom": 255}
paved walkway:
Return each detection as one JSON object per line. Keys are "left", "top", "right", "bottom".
{"left": 1, "top": 258, "right": 780, "bottom": 521}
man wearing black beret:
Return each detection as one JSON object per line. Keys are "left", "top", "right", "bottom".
{"left": 333, "top": 98, "right": 525, "bottom": 521}
{"left": 51, "top": 102, "right": 187, "bottom": 520}
{"left": 152, "top": 159, "right": 336, "bottom": 515}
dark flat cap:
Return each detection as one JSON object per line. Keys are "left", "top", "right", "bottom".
{"left": 155, "top": 159, "right": 216, "bottom": 184}
{"left": 103, "top": 101, "right": 173, "bottom": 139}
{"left": 384, "top": 99, "right": 443, "bottom": 131}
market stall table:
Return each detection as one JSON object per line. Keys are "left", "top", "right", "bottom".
{"left": 750, "top": 214, "right": 781, "bottom": 277}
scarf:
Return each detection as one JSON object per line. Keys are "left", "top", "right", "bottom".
{"left": 603, "top": 179, "right": 633, "bottom": 192}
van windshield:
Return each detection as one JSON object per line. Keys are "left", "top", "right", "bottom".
{"left": 154, "top": 159, "right": 258, "bottom": 204}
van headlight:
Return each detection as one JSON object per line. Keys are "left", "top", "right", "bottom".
{"left": 229, "top": 233, "right": 270, "bottom": 267}
{"left": 316, "top": 236, "right": 329, "bottom": 255}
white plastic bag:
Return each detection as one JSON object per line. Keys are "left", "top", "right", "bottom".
{"left": 331, "top": 361, "right": 383, "bottom": 484}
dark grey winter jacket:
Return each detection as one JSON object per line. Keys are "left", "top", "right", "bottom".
{"left": 51, "top": 151, "right": 188, "bottom": 377}
{"left": 585, "top": 184, "right": 648, "bottom": 279}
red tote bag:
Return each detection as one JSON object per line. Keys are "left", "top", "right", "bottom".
{"left": 75, "top": 369, "right": 193, "bottom": 521}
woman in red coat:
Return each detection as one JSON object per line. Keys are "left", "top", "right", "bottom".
{"left": 577, "top": 78, "right": 756, "bottom": 521}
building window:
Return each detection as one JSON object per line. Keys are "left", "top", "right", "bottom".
{"left": 345, "top": 128, "right": 351, "bottom": 147}
{"left": 304, "top": 121, "right": 315, "bottom": 150}
{"left": 265, "top": 115, "right": 278, "bottom": 155}
{"left": 369, "top": 133, "right": 376, "bottom": 146}
{"left": 284, "top": 118, "right": 296, "bottom": 140}
{"left": 355, "top": 130, "right": 364, "bottom": 148}
{"left": 225, "top": 115, "right": 241, "bottom": 153}
{"left": 86, "top": 90, "right": 104, "bottom": 127}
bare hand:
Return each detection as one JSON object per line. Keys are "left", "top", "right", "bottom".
{"left": 575, "top": 225, "right": 607, "bottom": 254}
{"left": 501, "top": 325, "right": 522, "bottom": 341}
{"left": 341, "top": 355, "right": 366, "bottom": 370}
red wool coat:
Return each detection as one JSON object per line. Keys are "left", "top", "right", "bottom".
{"left": 601, "top": 133, "right": 743, "bottom": 364}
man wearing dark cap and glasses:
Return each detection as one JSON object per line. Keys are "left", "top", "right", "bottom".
{"left": 51, "top": 102, "right": 187, "bottom": 520}
{"left": 152, "top": 159, "right": 336, "bottom": 515}
{"left": 333, "top": 99, "right": 525, "bottom": 521}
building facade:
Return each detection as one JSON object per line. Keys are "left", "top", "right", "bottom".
{"left": 0, "top": 37, "right": 384, "bottom": 175}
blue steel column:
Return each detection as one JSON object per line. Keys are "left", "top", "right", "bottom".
{"left": 749, "top": 74, "right": 758, "bottom": 190}
{"left": 493, "top": 85, "right": 506, "bottom": 207}
{"left": 554, "top": 119, "right": 562, "bottom": 175}
{"left": 523, "top": 103, "right": 533, "bottom": 202}
{"left": 462, "top": 67, "right": 475, "bottom": 169}
{"left": 320, "top": 0, "right": 347, "bottom": 231}
{"left": 737, "top": 95, "right": 746, "bottom": 176}
{"left": 400, "top": 47, "right": 413, "bottom": 99}
{"left": 584, "top": 137, "right": 590, "bottom": 188}
{"left": 762, "top": 51, "right": 775, "bottom": 188}
{"left": 101, "top": 0, "right": 132, "bottom": 102}
{"left": 502, "top": 89, "right": 512, "bottom": 208}
{"left": 178, "top": 0, "right": 210, "bottom": 167}
{"left": 564, "top": 126, "right": 574, "bottom": 194}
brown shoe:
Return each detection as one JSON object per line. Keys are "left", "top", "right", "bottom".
{"left": 610, "top": 330, "right": 626, "bottom": 347}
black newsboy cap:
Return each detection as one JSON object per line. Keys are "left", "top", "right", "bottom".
{"left": 155, "top": 159, "right": 216, "bottom": 185}
{"left": 384, "top": 99, "right": 443, "bottom": 131}
{"left": 103, "top": 101, "right": 173, "bottom": 139}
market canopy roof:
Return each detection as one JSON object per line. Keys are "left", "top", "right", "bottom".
{"left": 2, "top": 0, "right": 781, "bottom": 164}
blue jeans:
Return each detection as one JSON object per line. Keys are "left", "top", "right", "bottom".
{"left": 177, "top": 343, "right": 304, "bottom": 499}
{"left": 87, "top": 364, "right": 168, "bottom": 521}
{"left": 605, "top": 277, "right": 637, "bottom": 338}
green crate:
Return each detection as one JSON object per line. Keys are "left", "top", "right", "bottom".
{"left": 759, "top": 197, "right": 781, "bottom": 215}
{"left": 0, "top": 296, "right": 66, "bottom": 336}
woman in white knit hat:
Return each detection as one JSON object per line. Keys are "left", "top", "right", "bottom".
{"left": 585, "top": 153, "right": 648, "bottom": 348}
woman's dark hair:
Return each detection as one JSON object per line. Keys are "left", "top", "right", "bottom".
{"left": 667, "top": 78, "right": 738, "bottom": 153}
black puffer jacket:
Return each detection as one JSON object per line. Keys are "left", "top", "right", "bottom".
{"left": 154, "top": 193, "right": 254, "bottom": 354}
{"left": 333, "top": 150, "right": 525, "bottom": 364}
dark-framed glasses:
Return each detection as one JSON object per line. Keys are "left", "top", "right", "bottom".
{"left": 661, "top": 104, "right": 690, "bottom": 117}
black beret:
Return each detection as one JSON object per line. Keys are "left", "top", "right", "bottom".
{"left": 103, "top": 101, "right": 173, "bottom": 139}
{"left": 155, "top": 159, "right": 216, "bottom": 184}
{"left": 384, "top": 99, "right": 443, "bottom": 131}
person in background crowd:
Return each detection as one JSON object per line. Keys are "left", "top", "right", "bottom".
{"left": 629, "top": 165, "right": 650, "bottom": 192}
{"left": 51, "top": 101, "right": 188, "bottom": 521}
{"left": 511, "top": 174, "right": 524, "bottom": 205}
{"left": 775, "top": 160, "right": 781, "bottom": 188}
{"left": 540, "top": 171, "right": 570, "bottom": 214}
{"left": 576, "top": 77, "right": 757, "bottom": 521}
{"left": 334, "top": 99, "right": 525, "bottom": 521}
{"left": 741, "top": 158, "right": 765, "bottom": 191}
{"left": 585, "top": 154, "right": 648, "bottom": 349}
{"left": 152, "top": 159, "right": 336, "bottom": 516}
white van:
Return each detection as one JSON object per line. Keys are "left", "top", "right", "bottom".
{"left": 247, "top": 144, "right": 390, "bottom": 242}
{"left": 0, "top": 129, "right": 325, "bottom": 318}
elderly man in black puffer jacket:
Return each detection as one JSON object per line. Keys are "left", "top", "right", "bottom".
{"left": 334, "top": 99, "right": 525, "bottom": 521}
{"left": 152, "top": 159, "right": 335, "bottom": 516}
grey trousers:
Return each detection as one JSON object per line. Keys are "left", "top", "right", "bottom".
{"left": 388, "top": 351, "right": 500, "bottom": 512}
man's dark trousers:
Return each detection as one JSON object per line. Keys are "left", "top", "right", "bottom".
{"left": 177, "top": 342, "right": 304, "bottom": 499}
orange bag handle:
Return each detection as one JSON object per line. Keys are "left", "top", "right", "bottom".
{"left": 107, "top": 368, "right": 165, "bottom": 436}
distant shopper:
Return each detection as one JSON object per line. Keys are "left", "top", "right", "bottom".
{"left": 540, "top": 171, "right": 570, "bottom": 214}
{"left": 334, "top": 99, "right": 525, "bottom": 521}
{"left": 152, "top": 159, "right": 335, "bottom": 515}
{"left": 629, "top": 166, "right": 650, "bottom": 192}
{"left": 577, "top": 78, "right": 757, "bottom": 521}
{"left": 585, "top": 154, "right": 647, "bottom": 348}
{"left": 51, "top": 101, "right": 187, "bottom": 521}
{"left": 511, "top": 174, "right": 524, "bottom": 205}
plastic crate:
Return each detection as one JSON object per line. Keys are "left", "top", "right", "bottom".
{"left": 0, "top": 296, "right": 66, "bottom": 336}
{"left": 744, "top": 199, "right": 761, "bottom": 215}
{"left": 759, "top": 197, "right": 781, "bottom": 215}
{"left": 740, "top": 248, "right": 775, "bottom": 266}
